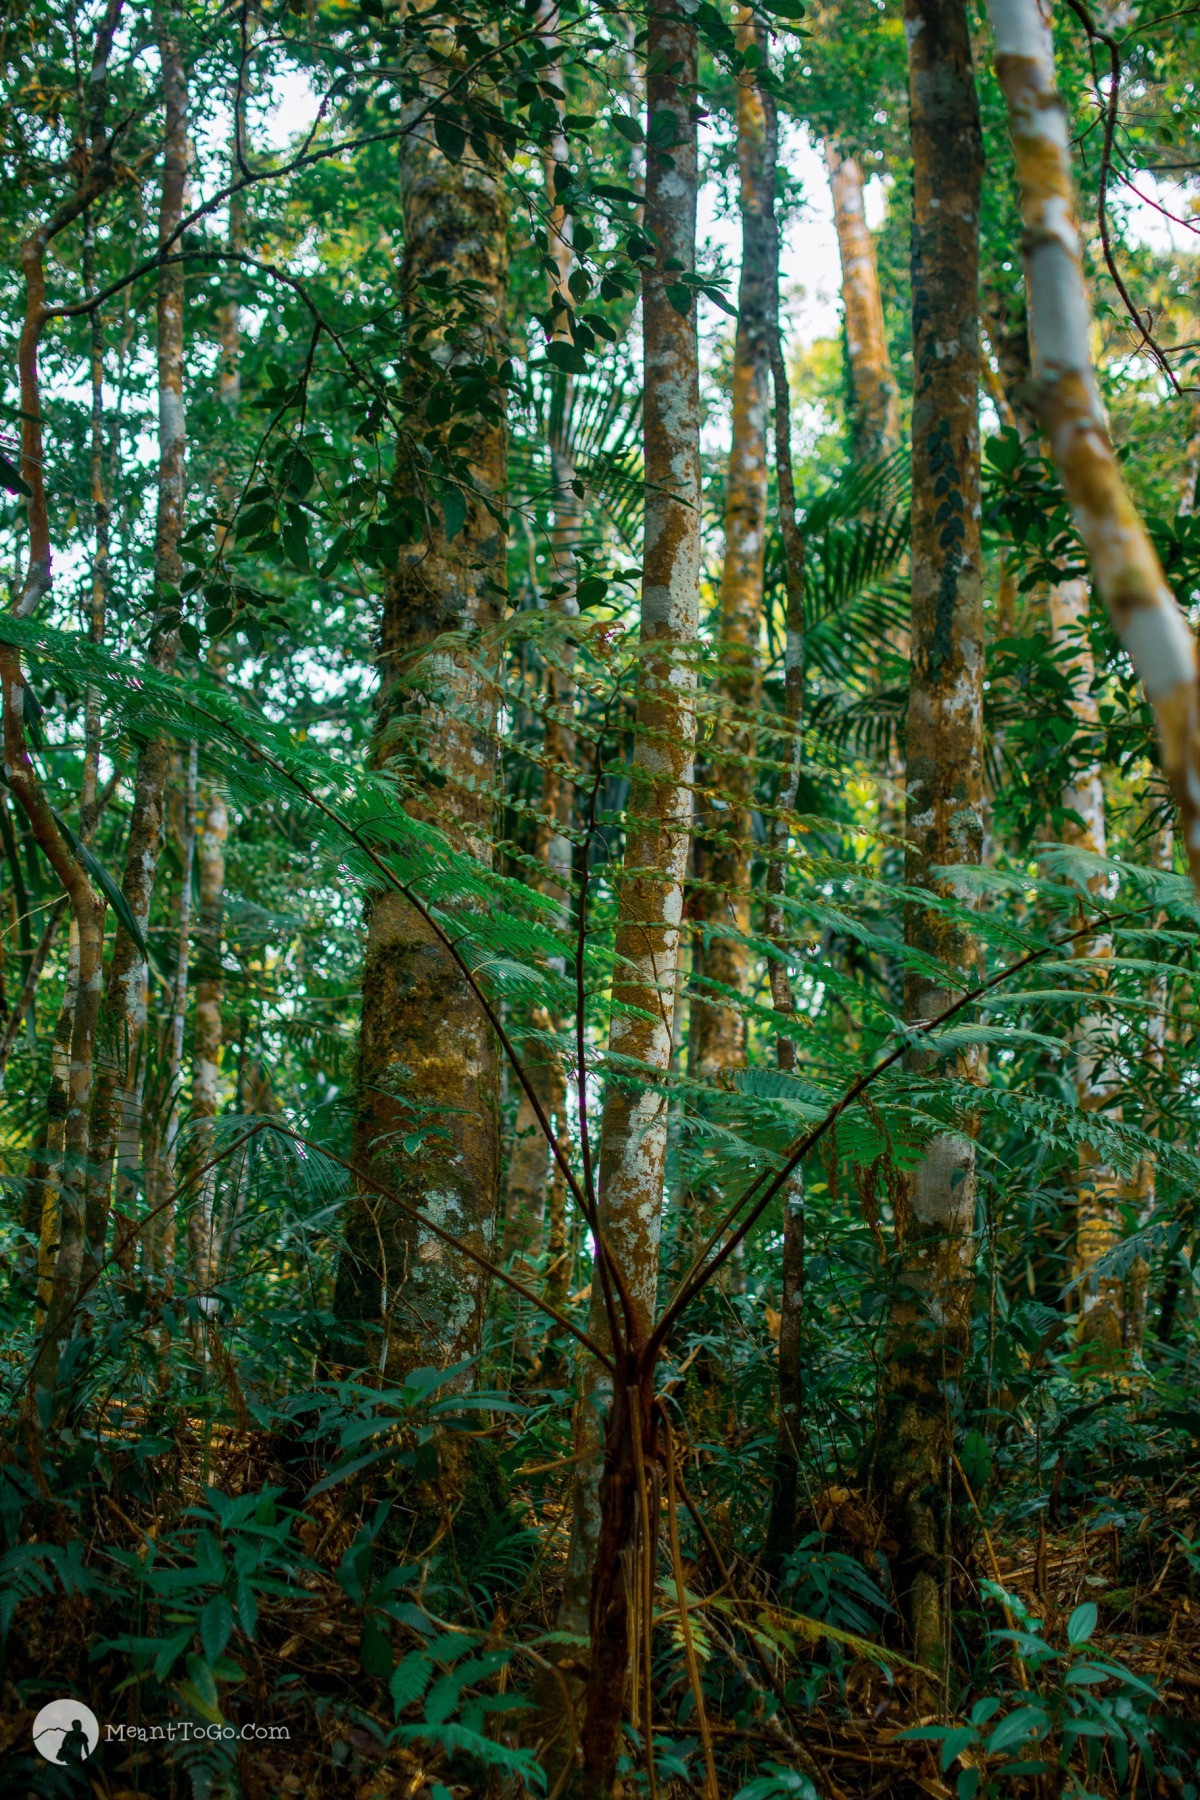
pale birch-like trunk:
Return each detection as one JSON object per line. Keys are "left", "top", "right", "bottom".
{"left": 556, "top": 0, "right": 702, "bottom": 1707}
{"left": 985, "top": 0, "right": 1200, "bottom": 899}
{"left": 873, "top": 0, "right": 984, "bottom": 1682}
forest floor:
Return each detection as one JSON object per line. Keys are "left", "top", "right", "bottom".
{"left": 4, "top": 1408, "right": 1199, "bottom": 1799}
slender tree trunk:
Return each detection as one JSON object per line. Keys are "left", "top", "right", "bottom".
{"left": 757, "top": 65, "right": 810, "bottom": 1576}
{"left": 501, "top": 0, "right": 576, "bottom": 1280}
{"left": 1130, "top": 814, "right": 1173, "bottom": 1356}
{"left": 558, "top": 11, "right": 701, "bottom": 1790}
{"left": 84, "top": 3, "right": 189, "bottom": 1285}
{"left": 1045, "top": 578, "right": 1128, "bottom": 1358}
{"left": 0, "top": 896, "right": 66, "bottom": 1087}
{"left": 824, "top": 139, "right": 899, "bottom": 462}
{"left": 6, "top": 1, "right": 124, "bottom": 1399}
{"left": 985, "top": 0, "right": 1200, "bottom": 900}
{"left": 332, "top": 62, "right": 507, "bottom": 1380}
{"left": 188, "top": 69, "right": 244, "bottom": 1313}
{"left": 689, "top": 7, "right": 772, "bottom": 1087}
{"left": 872, "top": 0, "right": 984, "bottom": 1682}
{"left": 164, "top": 745, "right": 197, "bottom": 1285}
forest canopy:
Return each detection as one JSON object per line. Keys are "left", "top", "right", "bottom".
{"left": 2, "top": 1, "right": 1200, "bottom": 1797}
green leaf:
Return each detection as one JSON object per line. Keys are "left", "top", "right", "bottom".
{"left": 280, "top": 514, "right": 311, "bottom": 571}
{"left": 987, "top": 1705, "right": 1050, "bottom": 1754}
{"left": 940, "top": 1727, "right": 978, "bottom": 1772}
{"left": 665, "top": 283, "right": 692, "bottom": 316}
{"left": 443, "top": 489, "right": 467, "bottom": 541}
{"left": 178, "top": 622, "right": 202, "bottom": 657}
{"left": 985, "top": 430, "right": 1021, "bottom": 476}
{"left": 318, "top": 527, "right": 354, "bottom": 578}
{"left": 433, "top": 115, "right": 466, "bottom": 162}
{"left": 545, "top": 339, "right": 589, "bottom": 374}
{"left": 49, "top": 808, "right": 147, "bottom": 958}
{"left": 391, "top": 1650, "right": 435, "bottom": 1712}
{"left": 611, "top": 113, "right": 643, "bottom": 144}
{"left": 236, "top": 1576, "right": 257, "bottom": 1639}
{"left": 702, "top": 283, "right": 737, "bottom": 317}
{"left": 1067, "top": 1601, "right": 1098, "bottom": 1646}
{"left": 200, "top": 1593, "right": 234, "bottom": 1664}
{"left": 0, "top": 448, "right": 31, "bottom": 497}
{"left": 361, "top": 1612, "right": 394, "bottom": 1679}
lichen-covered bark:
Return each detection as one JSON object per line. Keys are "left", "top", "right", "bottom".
{"left": 986, "top": 0, "right": 1200, "bottom": 899}
{"left": 333, "top": 71, "right": 507, "bottom": 1380}
{"left": 557, "top": 12, "right": 701, "bottom": 1780}
{"left": 84, "top": 5, "right": 189, "bottom": 1284}
{"left": 825, "top": 139, "right": 900, "bottom": 462}
{"left": 1045, "top": 578, "right": 1126, "bottom": 1356}
{"left": 690, "top": 9, "right": 772, "bottom": 1086}
{"left": 873, "top": 0, "right": 984, "bottom": 1680}
{"left": 501, "top": 2, "right": 575, "bottom": 1276}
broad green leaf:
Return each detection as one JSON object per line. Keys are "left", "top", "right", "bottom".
{"left": 200, "top": 1593, "right": 234, "bottom": 1665}
{"left": 1067, "top": 1601, "right": 1098, "bottom": 1645}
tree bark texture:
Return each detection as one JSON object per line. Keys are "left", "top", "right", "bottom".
{"left": 1045, "top": 578, "right": 1127, "bottom": 1357}
{"left": 501, "top": 2, "right": 576, "bottom": 1275}
{"left": 874, "top": 0, "right": 984, "bottom": 1682}
{"left": 333, "top": 74, "right": 507, "bottom": 1379}
{"left": 825, "top": 139, "right": 900, "bottom": 462}
{"left": 689, "top": 8, "right": 772, "bottom": 1085}
{"left": 558, "top": 21, "right": 702, "bottom": 1790}
{"left": 84, "top": 4, "right": 189, "bottom": 1284}
{"left": 986, "top": 0, "right": 1200, "bottom": 899}
{"left": 6, "top": 0, "right": 123, "bottom": 1393}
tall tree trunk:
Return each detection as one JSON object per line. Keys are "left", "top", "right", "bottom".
{"left": 872, "top": 0, "right": 984, "bottom": 1683}
{"left": 753, "top": 62, "right": 810, "bottom": 1577}
{"left": 502, "top": 0, "right": 576, "bottom": 1281}
{"left": 557, "top": 10, "right": 701, "bottom": 1791}
{"left": 689, "top": 6, "right": 772, "bottom": 1089}
{"left": 332, "top": 65, "right": 508, "bottom": 1380}
{"left": 985, "top": 0, "right": 1200, "bottom": 900}
{"left": 824, "top": 139, "right": 899, "bottom": 462}
{"left": 189, "top": 63, "right": 245, "bottom": 1311}
{"left": 84, "top": 2, "right": 189, "bottom": 1285}
{"left": 1130, "top": 813, "right": 1173, "bottom": 1356}
{"left": 7, "top": 1, "right": 124, "bottom": 1398}
{"left": 1045, "top": 578, "right": 1127, "bottom": 1358}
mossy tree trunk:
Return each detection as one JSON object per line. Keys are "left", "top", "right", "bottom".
{"left": 689, "top": 7, "right": 772, "bottom": 1092}
{"left": 333, "top": 78, "right": 508, "bottom": 1383}
{"left": 872, "top": 0, "right": 984, "bottom": 1683}
{"left": 558, "top": 7, "right": 701, "bottom": 1791}
{"left": 84, "top": 2, "right": 189, "bottom": 1287}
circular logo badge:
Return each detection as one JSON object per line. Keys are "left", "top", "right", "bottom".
{"left": 32, "top": 1700, "right": 100, "bottom": 1766}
